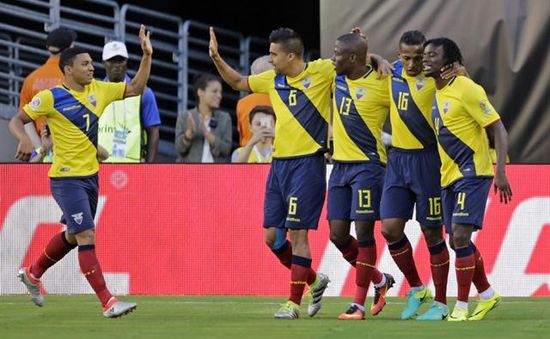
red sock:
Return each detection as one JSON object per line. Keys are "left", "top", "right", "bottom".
{"left": 336, "top": 237, "right": 358, "bottom": 267}
{"left": 455, "top": 246, "right": 475, "bottom": 302}
{"left": 471, "top": 243, "right": 491, "bottom": 293}
{"left": 428, "top": 241, "right": 449, "bottom": 305}
{"left": 31, "top": 231, "right": 76, "bottom": 279}
{"left": 78, "top": 245, "right": 113, "bottom": 306}
{"left": 388, "top": 236, "right": 422, "bottom": 288}
{"left": 307, "top": 268, "right": 317, "bottom": 285}
{"left": 271, "top": 240, "right": 292, "bottom": 269}
{"left": 354, "top": 240, "right": 381, "bottom": 306}
{"left": 289, "top": 255, "right": 312, "bottom": 305}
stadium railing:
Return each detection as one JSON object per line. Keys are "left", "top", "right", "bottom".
{"left": 0, "top": 0, "right": 267, "bottom": 161}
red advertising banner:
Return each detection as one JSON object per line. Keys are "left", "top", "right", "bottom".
{"left": 1, "top": 164, "right": 549, "bottom": 297}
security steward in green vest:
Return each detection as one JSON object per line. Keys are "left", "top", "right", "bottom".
{"left": 99, "top": 41, "right": 161, "bottom": 162}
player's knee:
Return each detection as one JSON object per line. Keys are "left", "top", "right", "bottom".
{"left": 451, "top": 233, "right": 469, "bottom": 248}
{"left": 329, "top": 230, "right": 348, "bottom": 248}
{"left": 421, "top": 227, "right": 444, "bottom": 246}
{"left": 74, "top": 228, "right": 95, "bottom": 245}
{"left": 264, "top": 231, "right": 276, "bottom": 248}
{"left": 381, "top": 224, "right": 402, "bottom": 242}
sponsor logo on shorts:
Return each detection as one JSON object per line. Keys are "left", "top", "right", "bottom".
{"left": 71, "top": 212, "right": 84, "bottom": 225}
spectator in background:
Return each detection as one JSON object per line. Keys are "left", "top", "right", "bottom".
{"left": 236, "top": 55, "right": 273, "bottom": 146}
{"left": 232, "top": 105, "right": 275, "bottom": 163}
{"left": 175, "top": 73, "right": 232, "bottom": 163}
{"left": 98, "top": 41, "right": 161, "bottom": 162}
{"left": 19, "top": 27, "right": 77, "bottom": 150}
{"left": 30, "top": 124, "right": 109, "bottom": 163}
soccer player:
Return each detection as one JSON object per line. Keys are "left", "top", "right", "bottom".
{"left": 379, "top": 30, "right": 453, "bottom": 320}
{"left": 209, "top": 26, "right": 331, "bottom": 319}
{"left": 9, "top": 25, "right": 153, "bottom": 318}
{"left": 329, "top": 33, "right": 394, "bottom": 320}
{"left": 423, "top": 37, "right": 512, "bottom": 321}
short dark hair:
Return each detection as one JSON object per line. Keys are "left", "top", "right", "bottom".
{"left": 59, "top": 47, "right": 89, "bottom": 73}
{"left": 249, "top": 105, "right": 276, "bottom": 124}
{"left": 269, "top": 28, "right": 304, "bottom": 58}
{"left": 399, "top": 30, "right": 426, "bottom": 46}
{"left": 46, "top": 27, "right": 77, "bottom": 54}
{"left": 336, "top": 33, "right": 368, "bottom": 54}
{"left": 193, "top": 73, "right": 222, "bottom": 101}
{"left": 424, "top": 37, "right": 464, "bottom": 66}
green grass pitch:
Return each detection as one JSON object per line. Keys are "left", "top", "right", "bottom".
{"left": 1, "top": 296, "right": 549, "bottom": 338}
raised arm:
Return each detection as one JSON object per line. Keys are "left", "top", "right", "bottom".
{"left": 124, "top": 25, "right": 153, "bottom": 98}
{"left": 9, "top": 110, "right": 35, "bottom": 161}
{"left": 209, "top": 27, "right": 250, "bottom": 92}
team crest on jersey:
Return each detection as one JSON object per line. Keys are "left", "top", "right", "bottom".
{"left": 301, "top": 76, "right": 312, "bottom": 89}
{"left": 415, "top": 77, "right": 426, "bottom": 90}
{"left": 29, "top": 97, "right": 41, "bottom": 111}
{"left": 355, "top": 87, "right": 367, "bottom": 100}
{"left": 443, "top": 101, "right": 451, "bottom": 114}
{"left": 87, "top": 94, "right": 97, "bottom": 107}
{"left": 479, "top": 99, "right": 492, "bottom": 114}
{"left": 71, "top": 212, "right": 84, "bottom": 225}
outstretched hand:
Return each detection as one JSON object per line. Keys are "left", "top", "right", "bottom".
{"left": 209, "top": 27, "right": 219, "bottom": 60}
{"left": 139, "top": 24, "right": 152, "bottom": 56}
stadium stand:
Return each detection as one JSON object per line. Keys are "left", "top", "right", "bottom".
{"left": 0, "top": 0, "right": 268, "bottom": 161}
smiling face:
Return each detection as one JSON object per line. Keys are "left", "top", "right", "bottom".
{"left": 67, "top": 53, "right": 94, "bottom": 86}
{"left": 423, "top": 43, "right": 445, "bottom": 78}
{"left": 399, "top": 43, "right": 424, "bottom": 77}
{"left": 198, "top": 80, "right": 223, "bottom": 109}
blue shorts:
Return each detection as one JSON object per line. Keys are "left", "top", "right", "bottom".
{"left": 50, "top": 175, "right": 99, "bottom": 234}
{"left": 441, "top": 177, "right": 493, "bottom": 234}
{"left": 328, "top": 162, "right": 384, "bottom": 221}
{"left": 380, "top": 148, "right": 443, "bottom": 227}
{"left": 263, "top": 154, "right": 326, "bottom": 230}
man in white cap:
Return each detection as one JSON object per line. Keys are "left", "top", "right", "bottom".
{"left": 98, "top": 41, "right": 161, "bottom": 162}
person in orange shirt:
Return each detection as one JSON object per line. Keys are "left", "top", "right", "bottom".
{"left": 18, "top": 27, "right": 77, "bottom": 149}
{"left": 236, "top": 55, "right": 273, "bottom": 146}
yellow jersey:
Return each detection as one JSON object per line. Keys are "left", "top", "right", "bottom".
{"left": 432, "top": 76, "right": 501, "bottom": 187}
{"left": 248, "top": 59, "right": 333, "bottom": 158}
{"left": 389, "top": 60, "right": 437, "bottom": 149}
{"left": 332, "top": 65, "right": 390, "bottom": 163}
{"left": 24, "top": 79, "right": 126, "bottom": 177}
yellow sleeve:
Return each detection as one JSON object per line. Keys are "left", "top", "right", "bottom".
{"left": 378, "top": 77, "right": 390, "bottom": 108}
{"left": 22, "top": 90, "right": 54, "bottom": 120}
{"left": 95, "top": 81, "right": 126, "bottom": 115}
{"left": 463, "top": 82, "right": 500, "bottom": 127}
{"left": 317, "top": 58, "right": 336, "bottom": 83}
{"left": 248, "top": 70, "right": 276, "bottom": 94}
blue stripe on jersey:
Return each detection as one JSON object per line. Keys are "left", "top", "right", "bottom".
{"left": 334, "top": 75, "right": 379, "bottom": 161}
{"left": 393, "top": 60, "right": 404, "bottom": 78}
{"left": 432, "top": 97, "right": 476, "bottom": 177}
{"left": 274, "top": 74, "right": 328, "bottom": 150}
{"left": 391, "top": 67, "right": 436, "bottom": 148}
{"left": 51, "top": 87, "right": 98, "bottom": 147}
